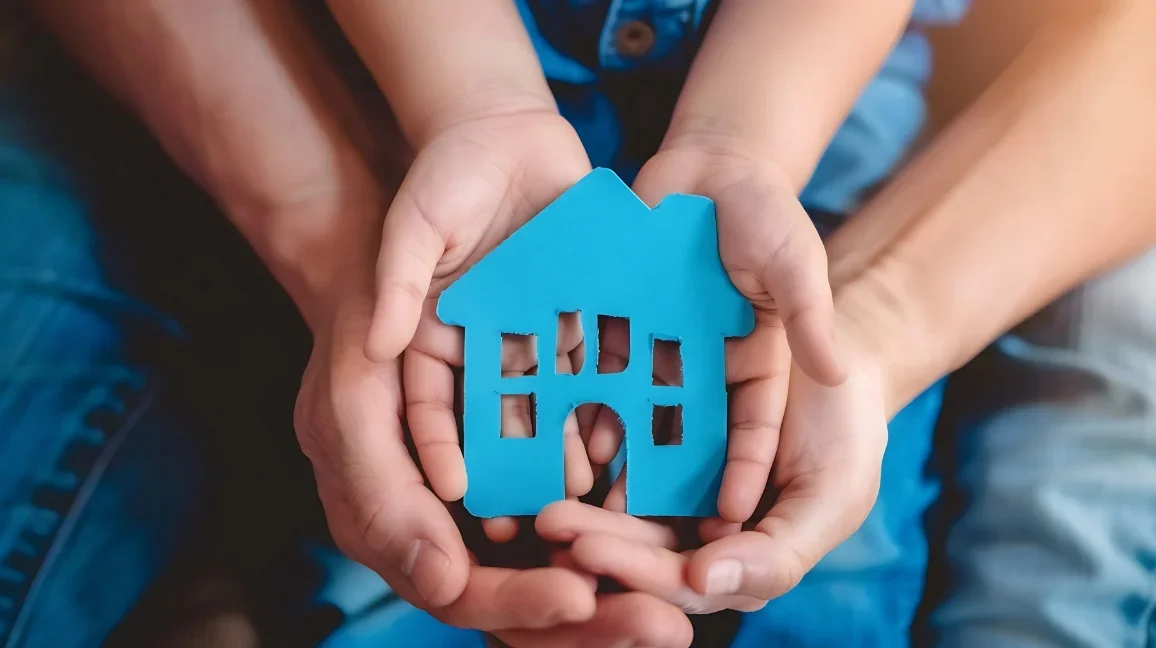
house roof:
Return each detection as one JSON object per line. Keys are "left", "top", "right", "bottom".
{"left": 438, "top": 168, "right": 754, "bottom": 339}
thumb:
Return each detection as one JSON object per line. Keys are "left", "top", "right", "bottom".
{"left": 365, "top": 192, "right": 444, "bottom": 361}
{"left": 317, "top": 468, "right": 471, "bottom": 610}
{"left": 715, "top": 177, "right": 845, "bottom": 386}
{"left": 684, "top": 369, "right": 886, "bottom": 601}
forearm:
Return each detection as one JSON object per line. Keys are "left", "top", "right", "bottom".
{"left": 38, "top": 0, "right": 383, "bottom": 330}
{"left": 326, "top": 0, "right": 555, "bottom": 147}
{"left": 828, "top": 1, "right": 1156, "bottom": 413}
{"left": 665, "top": 0, "right": 914, "bottom": 188}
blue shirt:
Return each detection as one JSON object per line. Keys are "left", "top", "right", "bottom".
{"left": 516, "top": 0, "right": 971, "bottom": 213}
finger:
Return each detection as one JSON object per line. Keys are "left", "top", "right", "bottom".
{"left": 556, "top": 310, "right": 585, "bottom": 360}
{"left": 699, "top": 518, "right": 743, "bottom": 544}
{"left": 556, "top": 354, "right": 594, "bottom": 497}
{"left": 404, "top": 346, "right": 465, "bottom": 501}
{"left": 687, "top": 369, "right": 887, "bottom": 600}
{"left": 500, "top": 389, "right": 535, "bottom": 438}
{"left": 724, "top": 311, "right": 789, "bottom": 384}
{"left": 501, "top": 332, "right": 539, "bottom": 374}
{"left": 410, "top": 299, "right": 465, "bottom": 365}
{"left": 574, "top": 402, "right": 600, "bottom": 446}
{"left": 495, "top": 592, "right": 693, "bottom": 648}
{"left": 436, "top": 566, "right": 596, "bottom": 631}
{"left": 604, "top": 465, "right": 626, "bottom": 513}
{"left": 482, "top": 517, "right": 520, "bottom": 544}
{"left": 570, "top": 534, "right": 762, "bottom": 614}
{"left": 587, "top": 318, "right": 630, "bottom": 463}
{"left": 366, "top": 188, "right": 445, "bottom": 361}
{"left": 714, "top": 177, "right": 844, "bottom": 386}
{"left": 564, "top": 402, "right": 595, "bottom": 497}
{"left": 587, "top": 405, "right": 625, "bottom": 466}
{"left": 299, "top": 347, "right": 469, "bottom": 610}
{"left": 652, "top": 338, "right": 683, "bottom": 386}
{"left": 314, "top": 468, "right": 469, "bottom": 611}
{"left": 718, "top": 373, "right": 785, "bottom": 523}
{"left": 550, "top": 548, "right": 599, "bottom": 591}
{"left": 536, "top": 500, "right": 679, "bottom": 549}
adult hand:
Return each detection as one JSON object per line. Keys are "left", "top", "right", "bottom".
{"left": 587, "top": 143, "right": 841, "bottom": 523}
{"left": 547, "top": 332, "right": 883, "bottom": 609}
{"left": 36, "top": 0, "right": 614, "bottom": 638}
{"left": 550, "top": 327, "right": 889, "bottom": 613}
{"left": 296, "top": 290, "right": 599, "bottom": 631}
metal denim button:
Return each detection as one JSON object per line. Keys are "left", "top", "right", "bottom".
{"left": 614, "top": 20, "right": 656, "bottom": 58}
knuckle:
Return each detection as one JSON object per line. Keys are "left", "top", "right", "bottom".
{"left": 293, "top": 395, "right": 331, "bottom": 459}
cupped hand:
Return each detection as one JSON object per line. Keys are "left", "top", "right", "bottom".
{"left": 547, "top": 334, "right": 889, "bottom": 613}
{"left": 295, "top": 286, "right": 604, "bottom": 631}
{"left": 587, "top": 143, "right": 843, "bottom": 524}
{"left": 371, "top": 111, "right": 597, "bottom": 535}
{"left": 294, "top": 289, "right": 693, "bottom": 646}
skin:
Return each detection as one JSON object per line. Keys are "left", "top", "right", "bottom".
{"left": 554, "top": 0, "right": 1156, "bottom": 614}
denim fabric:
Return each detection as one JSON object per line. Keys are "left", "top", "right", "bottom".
{"left": 926, "top": 250, "right": 1156, "bottom": 648}
{"left": 517, "top": 0, "right": 971, "bottom": 212}
{"left": 0, "top": 91, "right": 203, "bottom": 647}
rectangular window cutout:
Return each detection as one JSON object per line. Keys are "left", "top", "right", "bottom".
{"left": 557, "top": 311, "right": 581, "bottom": 374}
{"left": 501, "top": 332, "right": 537, "bottom": 376}
{"left": 651, "top": 404, "right": 683, "bottom": 446}
{"left": 596, "top": 315, "right": 629, "bottom": 374}
{"left": 500, "top": 393, "right": 537, "bottom": 438}
{"left": 652, "top": 338, "right": 683, "bottom": 386}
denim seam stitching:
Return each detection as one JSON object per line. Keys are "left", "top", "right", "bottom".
{"left": 5, "top": 379, "right": 163, "bottom": 647}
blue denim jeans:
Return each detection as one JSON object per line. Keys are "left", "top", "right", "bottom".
{"left": 0, "top": 35, "right": 325, "bottom": 646}
{"left": 0, "top": 88, "right": 203, "bottom": 646}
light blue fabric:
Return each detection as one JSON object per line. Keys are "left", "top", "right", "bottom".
{"left": 928, "top": 252, "right": 1156, "bottom": 648}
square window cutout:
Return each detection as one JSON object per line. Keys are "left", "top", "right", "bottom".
{"left": 501, "top": 332, "right": 537, "bottom": 375}
{"left": 652, "top": 338, "right": 683, "bottom": 386}
{"left": 596, "top": 315, "right": 629, "bottom": 374}
{"left": 500, "top": 393, "right": 537, "bottom": 438}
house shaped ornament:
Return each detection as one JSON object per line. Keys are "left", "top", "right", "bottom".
{"left": 438, "top": 168, "right": 755, "bottom": 518}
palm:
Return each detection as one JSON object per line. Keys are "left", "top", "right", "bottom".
{"left": 394, "top": 112, "right": 591, "bottom": 299}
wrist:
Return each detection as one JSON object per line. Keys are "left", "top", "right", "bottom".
{"left": 832, "top": 259, "right": 950, "bottom": 417}
{"left": 223, "top": 181, "right": 382, "bottom": 334}
{"left": 660, "top": 115, "right": 813, "bottom": 193}
{"left": 405, "top": 83, "right": 559, "bottom": 149}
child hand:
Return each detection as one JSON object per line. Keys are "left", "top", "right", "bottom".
{"left": 587, "top": 145, "right": 843, "bottom": 523}
{"left": 383, "top": 110, "right": 597, "bottom": 517}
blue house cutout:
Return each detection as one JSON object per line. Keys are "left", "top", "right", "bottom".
{"left": 438, "top": 168, "right": 755, "bottom": 518}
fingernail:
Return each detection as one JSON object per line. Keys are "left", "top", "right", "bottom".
{"left": 402, "top": 540, "right": 451, "bottom": 603}
{"left": 705, "top": 559, "right": 744, "bottom": 596}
